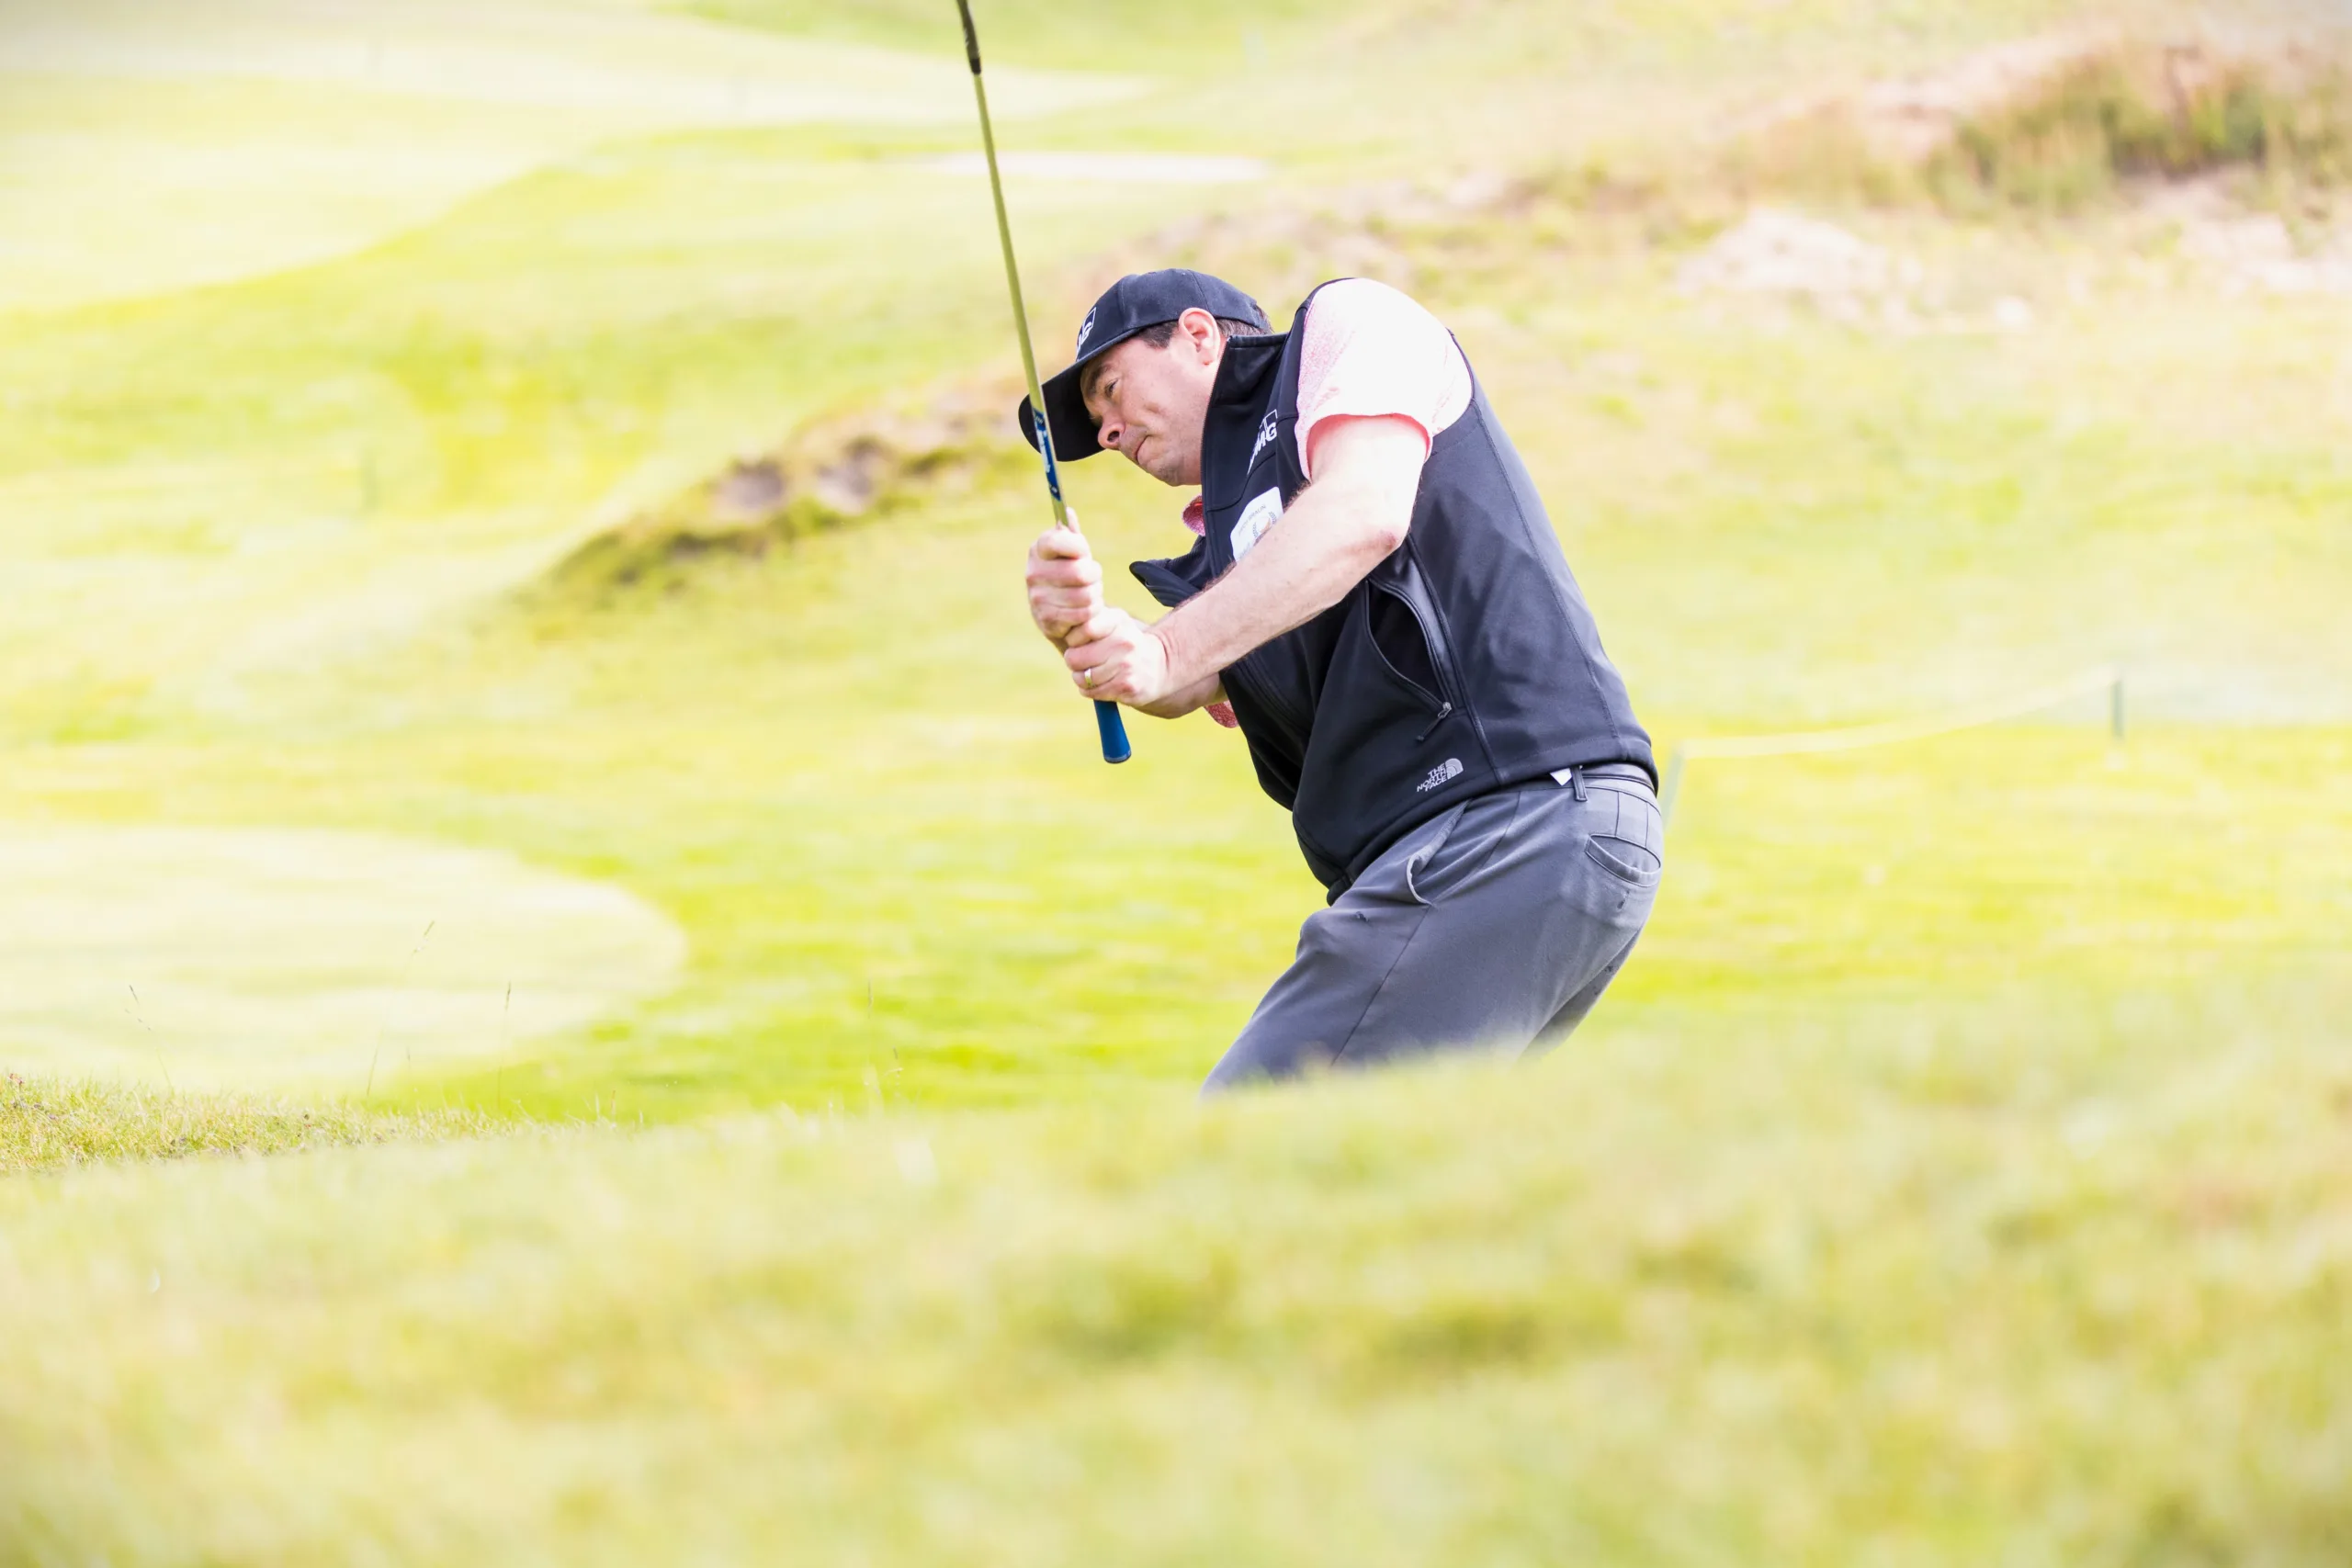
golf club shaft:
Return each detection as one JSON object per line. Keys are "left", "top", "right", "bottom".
{"left": 957, "top": 0, "right": 1131, "bottom": 766}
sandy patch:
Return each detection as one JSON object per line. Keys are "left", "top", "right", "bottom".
{"left": 1676, "top": 207, "right": 1909, "bottom": 299}
{"left": 0, "top": 825, "right": 686, "bottom": 1091}
{"left": 2143, "top": 176, "right": 2352, "bottom": 296}
{"left": 1674, "top": 208, "right": 2055, "bottom": 334}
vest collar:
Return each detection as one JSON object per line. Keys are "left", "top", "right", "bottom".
{"left": 1199, "top": 329, "right": 1291, "bottom": 513}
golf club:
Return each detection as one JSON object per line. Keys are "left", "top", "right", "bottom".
{"left": 956, "top": 0, "right": 1132, "bottom": 765}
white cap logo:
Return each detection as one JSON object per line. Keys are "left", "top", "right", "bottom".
{"left": 1075, "top": 305, "right": 1098, "bottom": 355}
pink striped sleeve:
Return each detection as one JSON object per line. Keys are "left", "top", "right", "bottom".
{"left": 1294, "top": 279, "right": 1472, "bottom": 479}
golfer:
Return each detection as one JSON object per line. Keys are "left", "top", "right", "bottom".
{"left": 1021, "top": 270, "right": 1661, "bottom": 1091}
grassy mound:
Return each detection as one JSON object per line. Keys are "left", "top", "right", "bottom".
{"left": 0, "top": 1077, "right": 485, "bottom": 1176}
{"left": 1744, "top": 30, "right": 2352, "bottom": 212}
{"left": 542, "top": 387, "right": 1032, "bottom": 604}
{"left": 3, "top": 1025, "right": 2346, "bottom": 1562}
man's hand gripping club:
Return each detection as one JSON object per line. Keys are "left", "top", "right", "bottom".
{"left": 1025, "top": 519, "right": 1220, "bottom": 719}
{"left": 1023, "top": 415, "right": 1430, "bottom": 723}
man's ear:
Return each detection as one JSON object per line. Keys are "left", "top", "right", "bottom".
{"left": 1178, "top": 307, "right": 1223, "bottom": 364}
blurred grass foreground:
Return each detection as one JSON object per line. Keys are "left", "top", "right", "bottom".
{"left": 3, "top": 0, "right": 2351, "bottom": 1560}
{"left": 8, "top": 1027, "right": 2352, "bottom": 1562}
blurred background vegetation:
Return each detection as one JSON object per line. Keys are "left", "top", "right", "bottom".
{"left": 1, "top": 0, "right": 2347, "bottom": 1561}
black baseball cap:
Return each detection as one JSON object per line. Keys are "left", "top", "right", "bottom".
{"left": 1017, "top": 269, "right": 1268, "bottom": 462}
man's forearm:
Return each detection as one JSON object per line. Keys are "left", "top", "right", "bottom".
{"left": 1151, "top": 478, "right": 1406, "bottom": 690}
{"left": 1058, "top": 416, "right": 1425, "bottom": 715}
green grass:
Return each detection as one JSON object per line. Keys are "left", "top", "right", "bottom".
{"left": 17, "top": 181, "right": 2343, "bottom": 1113}
{"left": 0, "top": 2, "right": 1125, "bottom": 311}
{"left": 0, "top": 6, "right": 2340, "bottom": 1108}
{"left": 0, "top": 1077, "right": 487, "bottom": 1176}
{"left": 5, "top": 1037, "right": 2348, "bottom": 1562}
{"left": 3, "top": 0, "right": 2348, "bottom": 1556}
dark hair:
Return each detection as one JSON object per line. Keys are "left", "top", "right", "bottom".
{"left": 1082, "top": 311, "right": 1269, "bottom": 402}
{"left": 1132, "top": 312, "right": 1269, "bottom": 350}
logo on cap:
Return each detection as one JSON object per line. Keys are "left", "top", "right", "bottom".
{"left": 1075, "top": 305, "right": 1098, "bottom": 355}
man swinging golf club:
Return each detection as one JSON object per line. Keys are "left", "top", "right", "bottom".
{"left": 1022, "top": 270, "right": 1663, "bottom": 1091}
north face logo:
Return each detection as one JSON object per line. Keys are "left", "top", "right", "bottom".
{"left": 1248, "top": 411, "right": 1279, "bottom": 466}
{"left": 1075, "top": 306, "right": 1098, "bottom": 355}
{"left": 1416, "top": 758, "right": 1464, "bottom": 794}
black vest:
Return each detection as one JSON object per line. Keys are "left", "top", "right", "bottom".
{"left": 1133, "top": 283, "right": 1654, "bottom": 897}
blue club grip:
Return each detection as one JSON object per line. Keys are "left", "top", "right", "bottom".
{"left": 1093, "top": 699, "right": 1132, "bottom": 764}
{"left": 1026, "top": 404, "right": 1130, "bottom": 767}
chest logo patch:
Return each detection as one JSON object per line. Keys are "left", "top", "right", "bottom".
{"left": 1417, "top": 758, "right": 1465, "bottom": 794}
{"left": 1248, "top": 411, "right": 1280, "bottom": 468}
{"left": 1231, "top": 487, "right": 1283, "bottom": 563}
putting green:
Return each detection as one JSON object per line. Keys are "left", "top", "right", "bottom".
{"left": 0, "top": 825, "right": 685, "bottom": 1090}
{"left": 0, "top": 0, "right": 1131, "bottom": 311}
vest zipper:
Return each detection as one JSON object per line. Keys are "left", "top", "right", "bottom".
{"left": 1373, "top": 578, "right": 1460, "bottom": 710}
{"left": 1415, "top": 702, "right": 1453, "bottom": 744}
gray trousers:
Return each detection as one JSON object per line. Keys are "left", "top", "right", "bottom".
{"left": 1203, "top": 768, "right": 1664, "bottom": 1093}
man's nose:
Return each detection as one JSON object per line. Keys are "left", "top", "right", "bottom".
{"left": 1096, "top": 414, "right": 1123, "bottom": 451}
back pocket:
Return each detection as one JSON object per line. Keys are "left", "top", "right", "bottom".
{"left": 1585, "top": 836, "right": 1662, "bottom": 888}
{"left": 1584, "top": 784, "right": 1664, "bottom": 888}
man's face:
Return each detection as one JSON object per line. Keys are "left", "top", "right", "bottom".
{"left": 1080, "top": 309, "right": 1225, "bottom": 487}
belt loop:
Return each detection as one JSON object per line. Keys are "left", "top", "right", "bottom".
{"left": 1569, "top": 766, "right": 1588, "bottom": 802}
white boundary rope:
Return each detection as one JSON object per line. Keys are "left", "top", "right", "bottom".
{"left": 1659, "top": 665, "right": 2125, "bottom": 826}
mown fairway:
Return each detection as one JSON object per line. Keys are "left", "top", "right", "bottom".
{"left": 2, "top": 0, "right": 2347, "bottom": 1560}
